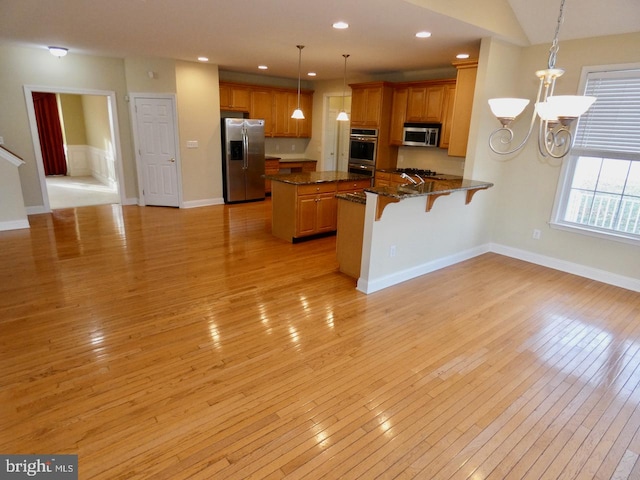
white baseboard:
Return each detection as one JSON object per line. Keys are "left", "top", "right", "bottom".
{"left": 25, "top": 205, "right": 47, "bottom": 215}
{"left": 357, "top": 242, "right": 640, "bottom": 295}
{"left": 0, "top": 219, "right": 30, "bottom": 231}
{"left": 491, "top": 243, "right": 640, "bottom": 293}
{"left": 357, "top": 244, "right": 491, "bottom": 294}
{"left": 182, "top": 198, "right": 224, "bottom": 209}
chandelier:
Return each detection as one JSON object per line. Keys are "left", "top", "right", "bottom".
{"left": 488, "top": 0, "right": 596, "bottom": 159}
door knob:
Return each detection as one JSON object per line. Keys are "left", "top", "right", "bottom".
{"left": 169, "top": 158, "right": 175, "bottom": 163}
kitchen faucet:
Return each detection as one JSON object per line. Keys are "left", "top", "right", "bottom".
{"left": 400, "top": 172, "right": 418, "bottom": 184}
{"left": 400, "top": 172, "right": 425, "bottom": 185}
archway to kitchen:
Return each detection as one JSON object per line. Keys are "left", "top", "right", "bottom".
{"left": 24, "top": 85, "right": 126, "bottom": 212}
{"left": 322, "top": 94, "right": 351, "bottom": 172}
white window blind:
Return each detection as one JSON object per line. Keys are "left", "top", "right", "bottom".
{"left": 552, "top": 66, "right": 640, "bottom": 243}
{"left": 573, "top": 69, "right": 640, "bottom": 158}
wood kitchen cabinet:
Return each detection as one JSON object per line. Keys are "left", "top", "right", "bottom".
{"left": 297, "top": 183, "right": 338, "bottom": 237}
{"left": 272, "top": 91, "right": 298, "bottom": 137}
{"left": 270, "top": 176, "right": 371, "bottom": 242}
{"left": 349, "top": 81, "right": 395, "bottom": 170}
{"left": 337, "top": 179, "right": 372, "bottom": 194}
{"left": 220, "top": 81, "right": 313, "bottom": 138}
{"left": 439, "top": 84, "right": 457, "bottom": 149}
{"left": 219, "top": 83, "right": 250, "bottom": 111}
{"left": 251, "top": 88, "right": 274, "bottom": 135}
{"left": 296, "top": 92, "right": 313, "bottom": 138}
{"left": 349, "top": 82, "right": 393, "bottom": 128}
{"left": 271, "top": 91, "right": 313, "bottom": 138}
{"left": 374, "top": 171, "right": 390, "bottom": 187}
{"left": 406, "top": 84, "right": 445, "bottom": 123}
{"left": 389, "top": 87, "right": 409, "bottom": 146}
{"left": 447, "top": 60, "right": 478, "bottom": 157}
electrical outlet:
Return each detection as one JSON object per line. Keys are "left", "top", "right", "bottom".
{"left": 0, "top": 136, "right": 4, "bottom": 145}
{"left": 389, "top": 245, "right": 397, "bottom": 257}
{"left": 533, "top": 229, "right": 541, "bottom": 240}
{"left": 291, "top": 144, "right": 296, "bottom": 151}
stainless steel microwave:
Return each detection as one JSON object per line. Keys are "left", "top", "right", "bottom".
{"left": 402, "top": 123, "right": 440, "bottom": 147}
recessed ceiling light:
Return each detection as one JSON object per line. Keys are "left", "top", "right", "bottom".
{"left": 48, "top": 46, "right": 68, "bottom": 57}
{"left": 307, "top": 72, "right": 317, "bottom": 77}
{"left": 456, "top": 53, "right": 470, "bottom": 59}
{"left": 415, "top": 31, "right": 432, "bottom": 38}
{"left": 333, "top": 21, "right": 349, "bottom": 29}
{"left": 197, "top": 56, "right": 209, "bottom": 62}
{"left": 258, "top": 65, "right": 268, "bottom": 70}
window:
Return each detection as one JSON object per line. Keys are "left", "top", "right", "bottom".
{"left": 552, "top": 65, "right": 640, "bottom": 244}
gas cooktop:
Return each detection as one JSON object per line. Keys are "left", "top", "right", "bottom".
{"left": 395, "top": 168, "right": 438, "bottom": 177}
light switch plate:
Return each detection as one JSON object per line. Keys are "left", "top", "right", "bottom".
{"left": 186, "top": 140, "right": 198, "bottom": 148}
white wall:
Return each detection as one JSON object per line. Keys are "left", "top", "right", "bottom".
{"left": 0, "top": 155, "right": 28, "bottom": 230}
{"left": 0, "top": 45, "right": 136, "bottom": 208}
{"left": 468, "top": 33, "right": 640, "bottom": 285}
{"left": 175, "top": 61, "right": 222, "bottom": 206}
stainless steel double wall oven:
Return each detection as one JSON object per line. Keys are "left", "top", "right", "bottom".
{"left": 348, "top": 128, "right": 378, "bottom": 177}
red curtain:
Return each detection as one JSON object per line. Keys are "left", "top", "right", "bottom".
{"left": 32, "top": 92, "right": 67, "bottom": 176}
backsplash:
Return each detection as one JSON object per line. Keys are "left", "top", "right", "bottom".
{"left": 265, "top": 137, "right": 310, "bottom": 158}
{"left": 396, "top": 146, "right": 465, "bottom": 175}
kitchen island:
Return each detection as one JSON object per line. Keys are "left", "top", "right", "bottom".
{"left": 335, "top": 175, "right": 494, "bottom": 292}
{"left": 266, "top": 171, "right": 371, "bottom": 243}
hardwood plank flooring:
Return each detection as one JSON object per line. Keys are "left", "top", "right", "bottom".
{"left": 1, "top": 200, "right": 639, "bottom": 479}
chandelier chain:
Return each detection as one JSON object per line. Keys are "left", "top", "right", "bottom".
{"left": 548, "top": 0, "right": 566, "bottom": 69}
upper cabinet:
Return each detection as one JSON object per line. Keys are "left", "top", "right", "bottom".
{"left": 447, "top": 61, "right": 478, "bottom": 157}
{"left": 439, "top": 84, "right": 457, "bottom": 150}
{"left": 297, "top": 92, "right": 313, "bottom": 138}
{"left": 220, "top": 84, "right": 250, "bottom": 111}
{"left": 406, "top": 84, "right": 445, "bottom": 123}
{"left": 251, "top": 88, "right": 274, "bottom": 135}
{"left": 220, "top": 82, "right": 313, "bottom": 138}
{"left": 272, "top": 91, "right": 298, "bottom": 137}
{"left": 350, "top": 84, "right": 384, "bottom": 127}
{"left": 389, "top": 87, "right": 409, "bottom": 146}
{"left": 386, "top": 72, "right": 476, "bottom": 157}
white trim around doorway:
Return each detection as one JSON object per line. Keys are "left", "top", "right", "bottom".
{"left": 23, "top": 85, "right": 128, "bottom": 214}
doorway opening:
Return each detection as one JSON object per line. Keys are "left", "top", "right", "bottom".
{"left": 24, "top": 86, "right": 126, "bottom": 212}
{"left": 322, "top": 94, "right": 351, "bottom": 172}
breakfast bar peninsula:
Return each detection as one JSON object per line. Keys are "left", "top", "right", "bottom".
{"left": 336, "top": 174, "right": 494, "bottom": 294}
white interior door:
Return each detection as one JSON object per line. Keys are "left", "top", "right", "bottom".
{"left": 134, "top": 97, "right": 179, "bottom": 207}
{"left": 324, "top": 101, "right": 338, "bottom": 171}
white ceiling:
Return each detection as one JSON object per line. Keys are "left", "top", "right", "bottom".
{"left": 1, "top": 0, "right": 638, "bottom": 81}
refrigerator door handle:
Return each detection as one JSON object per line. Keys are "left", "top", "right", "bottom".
{"left": 242, "top": 128, "right": 249, "bottom": 170}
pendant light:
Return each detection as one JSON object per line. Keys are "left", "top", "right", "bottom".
{"left": 291, "top": 45, "right": 305, "bottom": 120}
{"left": 488, "top": 0, "right": 596, "bottom": 158}
{"left": 336, "top": 54, "right": 350, "bottom": 121}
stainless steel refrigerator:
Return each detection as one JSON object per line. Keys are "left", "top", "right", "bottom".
{"left": 221, "top": 118, "right": 266, "bottom": 203}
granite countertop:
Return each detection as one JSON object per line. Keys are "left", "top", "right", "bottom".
{"left": 336, "top": 192, "right": 367, "bottom": 205}
{"left": 265, "top": 171, "right": 371, "bottom": 185}
{"left": 265, "top": 156, "right": 317, "bottom": 163}
{"left": 365, "top": 177, "right": 494, "bottom": 199}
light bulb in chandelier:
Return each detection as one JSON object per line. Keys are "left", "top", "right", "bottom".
{"left": 487, "top": 0, "right": 596, "bottom": 159}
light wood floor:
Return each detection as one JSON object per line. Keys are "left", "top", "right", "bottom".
{"left": 2, "top": 201, "right": 640, "bottom": 479}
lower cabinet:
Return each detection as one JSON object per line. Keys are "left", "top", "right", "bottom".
{"left": 297, "top": 191, "right": 337, "bottom": 237}
{"left": 336, "top": 199, "right": 366, "bottom": 278}
{"left": 270, "top": 179, "right": 371, "bottom": 242}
